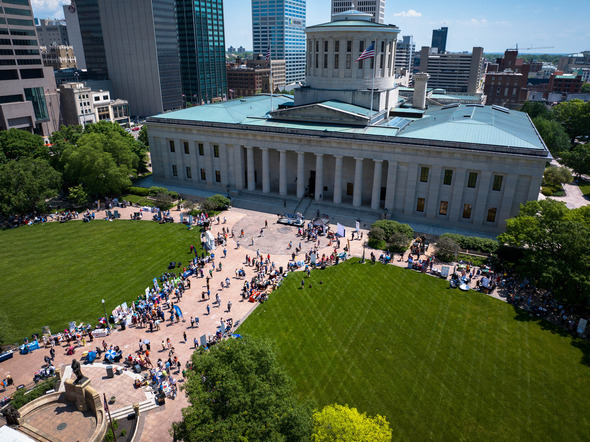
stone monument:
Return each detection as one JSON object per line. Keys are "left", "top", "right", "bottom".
{"left": 64, "top": 359, "right": 91, "bottom": 411}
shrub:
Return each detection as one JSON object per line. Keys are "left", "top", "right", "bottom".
{"left": 11, "top": 377, "right": 57, "bottom": 409}
{"left": 126, "top": 186, "right": 150, "bottom": 197}
{"left": 148, "top": 186, "right": 168, "bottom": 196}
{"left": 368, "top": 220, "right": 413, "bottom": 252}
{"left": 440, "top": 233, "right": 499, "bottom": 254}
{"left": 207, "top": 194, "right": 230, "bottom": 210}
{"left": 436, "top": 237, "right": 460, "bottom": 262}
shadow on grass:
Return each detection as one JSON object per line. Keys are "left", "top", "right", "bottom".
{"left": 511, "top": 305, "right": 590, "bottom": 367}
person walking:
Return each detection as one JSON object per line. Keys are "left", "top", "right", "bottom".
{"left": 227, "top": 301, "right": 232, "bottom": 312}
{"left": 206, "top": 304, "right": 210, "bottom": 315}
{"left": 183, "top": 331, "right": 187, "bottom": 343}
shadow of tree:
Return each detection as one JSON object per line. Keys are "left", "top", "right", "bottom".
{"left": 511, "top": 305, "right": 590, "bottom": 367}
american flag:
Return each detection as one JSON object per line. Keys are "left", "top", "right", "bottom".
{"left": 355, "top": 42, "right": 375, "bottom": 62}
{"left": 265, "top": 48, "right": 271, "bottom": 61}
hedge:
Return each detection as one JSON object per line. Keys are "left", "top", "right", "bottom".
{"left": 439, "top": 233, "right": 499, "bottom": 254}
{"left": 368, "top": 220, "right": 414, "bottom": 252}
{"left": 126, "top": 186, "right": 150, "bottom": 197}
{"left": 11, "top": 377, "right": 58, "bottom": 409}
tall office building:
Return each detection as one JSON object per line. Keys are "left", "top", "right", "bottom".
{"left": 431, "top": 26, "right": 448, "bottom": 54}
{"left": 67, "top": 0, "right": 108, "bottom": 79}
{"left": 96, "top": 0, "right": 183, "bottom": 116}
{"left": 252, "top": 0, "right": 306, "bottom": 84}
{"left": 419, "top": 46, "right": 484, "bottom": 94}
{"left": 0, "top": 0, "right": 59, "bottom": 136}
{"left": 176, "top": 0, "right": 227, "bottom": 105}
{"left": 395, "top": 35, "right": 415, "bottom": 76}
{"left": 63, "top": 3, "right": 86, "bottom": 69}
{"left": 35, "top": 19, "right": 69, "bottom": 46}
{"left": 331, "top": 0, "right": 385, "bottom": 23}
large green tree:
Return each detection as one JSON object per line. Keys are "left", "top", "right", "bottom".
{"left": 0, "top": 158, "right": 61, "bottom": 218}
{"left": 498, "top": 199, "right": 590, "bottom": 304}
{"left": 0, "top": 128, "right": 48, "bottom": 163}
{"left": 532, "top": 117, "right": 571, "bottom": 155}
{"left": 562, "top": 144, "right": 590, "bottom": 178}
{"left": 551, "top": 99, "right": 590, "bottom": 142}
{"left": 172, "top": 337, "right": 313, "bottom": 441}
{"left": 520, "top": 101, "right": 551, "bottom": 120}
{"left": 312, "top": 404, "right": 392, "bottom": 442}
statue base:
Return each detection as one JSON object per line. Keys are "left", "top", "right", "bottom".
{"left": 64, "top": 377, "right": 91, "bottom": 411}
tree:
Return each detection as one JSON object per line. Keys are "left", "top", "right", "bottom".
{"left": 312, "top": 404, "right": 392, "bottom": 442}
{"left": 0, "top": 128, "right": 48, "bottom": 163}
{"left": 582, "top": 83, "right": 590, "bottom": 94}
{"left": 172, "top": 337, "right": 313, "bottom": 441}
{"left": 543, "top": 165, "right": 573, "bottom": 186}
{"left": 498, "top": 199, "right": 590, "bottom": 304}
{"left": 369, "top": 220, "right": 414, "bottom": 252}
{"left": 138, "top": 125, "right": 149, "bottom": 147}
{"left": 520, "top": 101, "right": 551, "bottom": 120}
{"left": 435, "top": 236, "right": 460, "bottom": 262}
{"left": 562, "top": 144, "right": 590, "bottom": 177}
{"left": 551, "top": 99, "right": 590, "bottom": 142}
{"left": 532, "top": 117, "right": 571, "bottom": 155}
{"left": 0, "top": 159, "right": 61, "bottom": 218}
{"left": 68, "top": 184, "right": 88, "bottom": 207}
{"left": 388, "top": 232, "right": 412, "bottom": 253}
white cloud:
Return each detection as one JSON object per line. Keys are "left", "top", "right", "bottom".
{"left": 468, "top": 18, "right": 488, "bottom": 26}
{"left": 394, "top": 10, "right": 422, "bottom": 18}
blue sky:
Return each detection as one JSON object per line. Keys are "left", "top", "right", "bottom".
{"left": 33, "top": 0, "right": 589, "bottom": 53}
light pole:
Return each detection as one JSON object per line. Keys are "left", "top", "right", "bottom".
{"left": 361, "top": 241, "right": 367, "bottom": 264}
{"left": 102, "top": 299, "right": 109, "bottom": 331}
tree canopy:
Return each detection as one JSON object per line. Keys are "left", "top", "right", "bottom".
{"left": 562, "top": 144, "right": 590, "bottom": 177}
{"left": 532, "top": 117, "right": 571, "bottom": 155}
{"left": 551, "top": 99, "right": 590, "bottom": 143}
{"left": 498, "top": 199, "right": 590, "bottom": 304}
{"left": 0, "top": 158, "right": 61, "bottom": 218}
{"left": 520, "top": 101, "right": 551, "bottom": 120}
{"left": 312, "top": 404, "right": 392, "bottom": 442}
{"left": 172, "top": 337, "right": 313, "bottom": 441}
{"left": 0, "top": 128, "right": 49, "bottom": 163}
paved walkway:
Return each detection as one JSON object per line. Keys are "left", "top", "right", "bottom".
{"left": 0, "top": 202, "right": 498, "bottom": 441}
{"left": 539, "top": 159, "right": 590, "bottom": 209}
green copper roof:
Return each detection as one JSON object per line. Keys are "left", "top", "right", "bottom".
{"left": 320, "top": 100, "right": 373, "bottom": 117}
{"left": 398, "top": 105, "right": 545, "bottom": 150}
{"left": 153, "top": 95, "right": 293, "bottom": 124}
{"left": 307, "top": 20, "right": 399, "bottom": 30}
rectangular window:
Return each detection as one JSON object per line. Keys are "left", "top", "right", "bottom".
{"left": 334, "top": 40, "right": 339, "bottom": 52}
{"left": 186, "top": 166, "right": 192, "bottom": 179}
{"left": 172, "top": 165, "right": 178, "bottom": 177}
{"left": 346, "top": 40, "right": 351, "bottom": 52}
{"left": 183, "top": 141, "right": 189, "bottom": 154}
{"left": 324, "top": 40, "right": 328, "bottom": 52}
{"left": 315, "top": 53, "right": 318, "bottom": 69}
{"left": 467, "top": 172, "right": 478, "bottom": 188}
{"left": 492, "top": 175, "right": 503, "bottom": 191}
{"left": 324, "top": 53, "right": 328, "bottom": 68}
{"left": 439, "top": 201, "right": 448, "bottom": 215}
{"left": 487, "top": 208, "right": 497, "bottom": 222}
{"left": 462, "top": 204, "right": 472, "bottom": 219}
{"left": 215, "top": 171, "right": 221, "bottom": 182}
{"left": 420, "top": 167, "right": 429, "bottom": 182}
{"left": 315, "top": 40, "right": 318, "bottom": 52}
{"left": 443, "top": 169, "right": 453, "bottom": 185}
{"left": 169, "top": 140, "right": 175, "bottom": 152}
{"left": 334, "top": 54, "right": 339, "bottom": 69}
{"left": 198, "top": 143, "right": 204, "bottom": 156}
{"left": 346, "top": 182, "right": 353, "bottom": 196}
{"left": 200, "top": 168, "right": 206, "bottom": 181}
{"left": 213, "top": 145, "right": 219, "bottom": 157}
{"left": 416, "top": 198, "right": 425, "bottom": 212}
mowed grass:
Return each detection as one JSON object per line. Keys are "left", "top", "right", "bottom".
{"left": 0, "top": 221, "right": 200, "bottom": 344}
{"left": 240, "top": 260, "right": 590, "bottom": 441}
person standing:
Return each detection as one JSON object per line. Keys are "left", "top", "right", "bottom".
{"left": 227, "top": 301, "right": 232, "bottom": 312}
{"left": 206, "top": 304, "right": 210, "bottom": 315}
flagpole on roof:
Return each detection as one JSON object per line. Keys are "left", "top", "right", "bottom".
{"left": 266, "top": 47, "right": 273, "bottom": 115}
{"left": 370, "top": 44, "right": 376, "bottom": 126}
{"left": 355, "top": 40, "right": 376, "bottom": 126}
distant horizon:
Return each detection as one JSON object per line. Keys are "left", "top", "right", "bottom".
{"left": 32, "top": 0, "right": 589, "bottom": 55}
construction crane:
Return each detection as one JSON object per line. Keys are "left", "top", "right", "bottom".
{"left": 507, "top": 44, "right": 554, "bottom": 51}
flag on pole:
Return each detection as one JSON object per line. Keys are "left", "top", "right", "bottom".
{"left": 265, "top": 48, "right": 271, "bottom": 61}
{"left": 356, "top": 42, "right": 375, "bottom": 62}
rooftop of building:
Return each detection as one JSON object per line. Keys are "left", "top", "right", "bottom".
{"left": 149, "top": 95, "right": 547, "bottom": 154}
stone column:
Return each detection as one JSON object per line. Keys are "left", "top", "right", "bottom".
{"left": 449, "top": 169, "right": 467, "bottom": 221}
{"left": 403, "top": 164, "right": 419, "bottom": 215}
{"left": 527, "top": 175, "right": 543, "bottom": 202}
{"left": 261, "top": 147, "right": 270, "bottom": 193}
{"left": 219, "top": 144, "right": 229, "bottom": 186}
{"left": 353, "top": 157, "right": 364, "bottom": 207}
{"left": 315, "top": 153, "right": 324, "bottom": 201}
{"left": 296, "top": 152, "right": 305, "bottom": 198}
{"left": 226, "top": 144, "right": 236, "bottom": 187}
{"left": 205, "top": 143, "right": 214, "bottom": 187}
{"left": 234, "top": 145, "right": 244, "bottom": 190}
{"left": 246, "top": 146, "right": 255, "bottom": 191}
{"left": 279, "top": 150, "right": 287, "bottom": 196}
{"left": 333, "top": 155, "right": 343, "bottom": 204}
{"left": 371, "top": 159, "right": 383, "bottom": 210}
{"left": 384, "top": 160, "right": 397, "bottom": 211}
{"left": 497, "top": 174, "right": 519, "bottom": 229}
{"left": 473, "top": 171, "right": 493, "bottom": 225}
{"left": 426, "top": 166, "right": 443, "bottom": 218}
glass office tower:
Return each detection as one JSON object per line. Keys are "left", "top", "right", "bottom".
{"left": 252, "top": 0, "right": 306, "bottom": 85}
{"left": 176, "top": 0, "right": 227, "bottom": 105}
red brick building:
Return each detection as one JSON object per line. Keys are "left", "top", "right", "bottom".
{"left": 226, "top": 67, "right": 270, "bottom": 98}
{"left": 548, "top": 72, "right": 583, "bottom": 94}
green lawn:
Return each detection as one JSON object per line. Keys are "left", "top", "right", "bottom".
{"left": 240, "top": 260, "right": 590, "bottom": 441}
{"left": 578, "top": 180, "right": 590, "bottom": 198}
{"left": 0, "top": 220, "right": 201, "bottom": 345}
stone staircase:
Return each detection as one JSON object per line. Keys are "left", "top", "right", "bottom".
{"left": 109, "top": 394, "right": 158, "bottom": 421}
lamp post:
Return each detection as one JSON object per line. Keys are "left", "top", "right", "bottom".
{"left": 102, "top": 299, "right": 109, "bottom": 330}
{"left": 361, "top": 241, "right": 367, "bottom": 264}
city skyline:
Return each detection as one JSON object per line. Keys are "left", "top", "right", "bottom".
{"left": 33, "top": 0, "right": 589, "bottom": 54}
